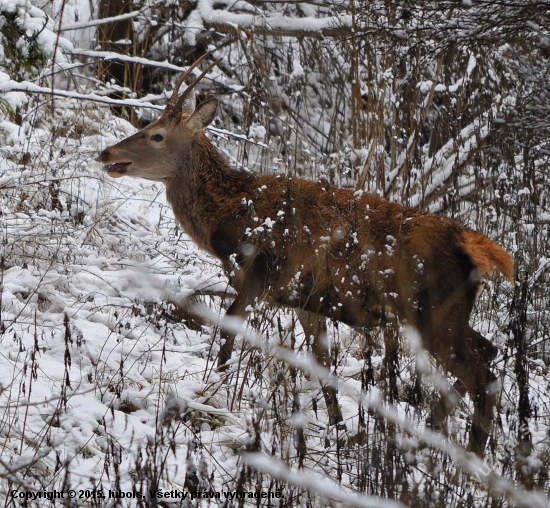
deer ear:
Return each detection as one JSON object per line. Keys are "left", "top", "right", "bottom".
{"left": 180, "top": 88, "right": 196, "bottom": 116}
{"left": 185, "top": 98, "right": 218, "bottom": 132}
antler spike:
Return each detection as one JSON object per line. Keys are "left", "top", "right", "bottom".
{"left": 174, "top": 58, "right": 222, "bottom": 114}
{"left": 163, "top": 53, "right": 211, "bottom": 116}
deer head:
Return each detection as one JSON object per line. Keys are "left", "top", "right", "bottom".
{"left": 99, "top": 55, "right": 221, "bottom": 182}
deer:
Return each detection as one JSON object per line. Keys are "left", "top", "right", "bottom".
{"left": 98, "top": 55, "right": 513, "bottom": 455}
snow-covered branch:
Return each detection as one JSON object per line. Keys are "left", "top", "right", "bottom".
{"left": 244, "top": 454, "right": 408, "bottom": 508}
{"left": 0, "top": 80, "right": 164, "bottom": 110}
{"left": 197, "top": 0, "right": 352, "bottom": 38}
{"left": 59, "top": 11, "right": 144, "bottom": 32}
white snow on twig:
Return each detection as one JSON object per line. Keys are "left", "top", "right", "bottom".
{"left": 0, "top": 80, "right": 164, "bottom": 109}
{"left": 59, "top": 11, "right": 144, "bottom": 31}
{"left": 197, "top": 0, "right": 351, "bottom": 32}
{"left": 244, "top": 454, "right": 408, "bottom": 508}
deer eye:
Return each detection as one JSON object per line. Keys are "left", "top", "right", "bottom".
{"left": 151, "top": 134, "right": 164, "bottom": 142}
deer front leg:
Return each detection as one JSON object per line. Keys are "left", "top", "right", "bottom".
{"left": 296, "top": 309, "right": 343, "bottom": 425}
{"left": 428, "top": 380, "right": 464, "bottom": 433}
{"left": 218, "top": 256, "right": 269, "bottom": 369}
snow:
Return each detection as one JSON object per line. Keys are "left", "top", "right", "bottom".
{"left": 244, "top": 454, "right": 407, "bottom": 508}
{"left": 247, "top": 124, "right": 266, "bottom": 141}
{"left": 291, "top": 59, "right": 304, "bottom": 79}
{"left": 1, "top": 1, "right": 549, "bottom": 506}
{"left": 5, "top": 0, "right": 74, "bottom": 56}
{"left": 197, "top": 0, "right": 352, "bottom": 33}
{"left": 0, "top": 79, "right": 165, "bottom": 109}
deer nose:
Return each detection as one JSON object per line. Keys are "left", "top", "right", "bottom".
{"left": 96, "top": 150, "right": 110, "bottom": 163}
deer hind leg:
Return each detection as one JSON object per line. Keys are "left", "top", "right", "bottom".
{"left": 296, "top": 309, "right": 343, "bottom": 425}
{"left": 431, "top": 326, "right": 497, "bottom": 455}
{"left": 462, "top": 327, "right": 498, "bottom": 454}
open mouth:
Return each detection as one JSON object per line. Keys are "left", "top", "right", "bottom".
{"left": 105, "top": 162, "right": 131, "bottom": 175}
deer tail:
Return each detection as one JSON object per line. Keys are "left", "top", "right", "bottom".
{"left": 460, "top": 230, "right": 514, "bottom": 283}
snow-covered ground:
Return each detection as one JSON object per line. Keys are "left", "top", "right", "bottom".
{"left": 1, "top": 1, "right": 550, "bottom": 507}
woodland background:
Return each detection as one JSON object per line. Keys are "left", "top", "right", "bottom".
{"left": 0, "top": 0, "right": 550, "bottom": 506}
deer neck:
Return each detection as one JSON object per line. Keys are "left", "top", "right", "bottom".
{"left": 164, "top": 133, "right": 255, "bottom": 253}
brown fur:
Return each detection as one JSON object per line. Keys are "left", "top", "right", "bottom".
{"left": 460, "top": 230, "right": 514, "bottom": 282}
{"left": 99, "top": 79, "right": 513, "bottom": 454}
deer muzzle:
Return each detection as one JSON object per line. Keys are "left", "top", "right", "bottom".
{"left": 98, "top": 148, "right": 132, "bottom": 178}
